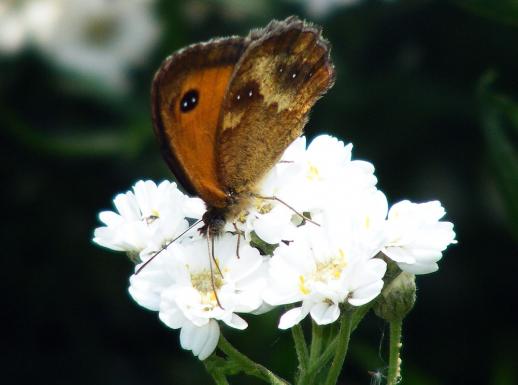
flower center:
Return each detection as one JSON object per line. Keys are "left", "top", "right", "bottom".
{"left": 190, "top": 270, "right": 224, "bottom": 308}
{"left": 236, "top": 209, "right": 249, "bottom": 223}
{"left": 144, "top": 209, "right": 160, "bottom": 224}
{"left": 254, "top": 198, "right": 273, "bottom": 214}
{"left": 298, "top": 248, "right": 347, "bottom": 295}
{"left": 84, "top": 15, "right": 119, "bottom": 46}
{"left": 306, "top": 162, "right": 321, "bottom": 181}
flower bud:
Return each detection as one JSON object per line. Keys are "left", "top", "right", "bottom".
{"left": 374, "top": 272, "right": 416, "bottom": 321}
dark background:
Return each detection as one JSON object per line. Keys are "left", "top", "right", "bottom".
{"left": 2, "top": 1, "right": 517, "bottom": 384}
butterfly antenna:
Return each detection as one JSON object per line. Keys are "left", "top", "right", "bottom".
{"left": 254, "top": 194, "right": 320, "bottom": 226}
{"left": 136, "top": 218, "right": 202, "bottom": 274}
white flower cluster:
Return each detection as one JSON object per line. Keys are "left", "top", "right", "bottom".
{"left": 0, "top": 0, "right": 160, "bottom": 91}
{"left": 94, "top": 135, "right": 456, "bottom": 360}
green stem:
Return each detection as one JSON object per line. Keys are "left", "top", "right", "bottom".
{"left": 306, "top": 303, "right": 370, "bottom": 378}
{"left": 387, "top": 319, "right": 403, "bottom": 385}
{"left": 204, "top": 360, "right": 230, "bottom": 385}
{"left": 218, "top": 335, "right": 290, "bottom": 385}
{"left": 291, "top": 323, "right": 309, "bottom": 373}
{"left": 298, "top": 321, "right": 324, "bottom": 385}
{"left": 309, "top": 320, "right": 324, "bottom": 363}
{"left": 324, "top": 310, "right": 354, "bottom": 385}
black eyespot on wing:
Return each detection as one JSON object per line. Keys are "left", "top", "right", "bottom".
{"left": 180, "top": 89, "right": 199, "bottom": 112}
{"left": 230, "top": 81, "right": 262, "bottom": 110}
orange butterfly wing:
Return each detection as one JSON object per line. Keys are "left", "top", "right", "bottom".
{"left": 151, "top": 38, "right": 246, "bottom": 208}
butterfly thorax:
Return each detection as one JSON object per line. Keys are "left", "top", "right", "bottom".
{"left": 199, "top": 189, "right": 254, "bottom": 237}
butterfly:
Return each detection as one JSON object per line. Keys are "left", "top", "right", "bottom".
{"left": 151, "top": 15, "right": 334, "bottom": 245}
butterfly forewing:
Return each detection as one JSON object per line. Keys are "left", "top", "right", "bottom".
{"left": 151, "top": 37, "right": 247, "bottom": 208}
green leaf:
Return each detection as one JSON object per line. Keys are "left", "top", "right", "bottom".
{"left": 249, "top": 231, "right": 278, "bottom": 256}
{"left": 478, "top": 72, "right": 518, "bottom": 239}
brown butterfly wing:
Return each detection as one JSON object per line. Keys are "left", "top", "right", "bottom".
{"left": 151, "top": 38, "right": 247, "bottom": 208}
{"left": 216, "top": 17, "right": 335, "bottom": 194}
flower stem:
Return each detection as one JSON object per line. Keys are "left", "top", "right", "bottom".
{"left": 323, "top": 310, "right": 354, "bottom": 385}
{"left": 291, "top": 323, "right": 309, "bottom": 373}
{"left": 298, "top": 321, "right": 324, "bottom": 385}
{"left": 387, "top": 319, "right": 403, "bottom": 385}
{"left": 306, "top": 304, "right": 369, "bottom": 378}
{"left": 309, "top": 320, "right": 323, "bottom": 363}
{"left": 204, "top": 360, "right": 230, "bottom": 385}
{"left": 218, "top": 334, "right": 290, "bottom": 385}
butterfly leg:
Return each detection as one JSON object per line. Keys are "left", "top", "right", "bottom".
{"left": 232, "top": 222, "right": 242, "bottom": 259}
{"left": 206, "top": 233, "right": 225, "bottom": 309}
{"left": 253, "top": 194, "right": 320, "bottom": 227}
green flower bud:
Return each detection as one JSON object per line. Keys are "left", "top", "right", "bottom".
{"left": 374, "top": 272, "right": 416, "bottom": 321}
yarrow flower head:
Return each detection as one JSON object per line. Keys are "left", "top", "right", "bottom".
{"left": 93, "top": 180, "right": 204, "bottom": 260}
{"left": 383, "top": 200, "right": 457, "bottom": 274}
{"left": 93, "top": 134, "right": 457, "bottom": 360}
{"left": 129, "top": 234, "right": 266, "bottom": 360}
{"left": 263, "top": 223, "right": 387, "bottom": 328}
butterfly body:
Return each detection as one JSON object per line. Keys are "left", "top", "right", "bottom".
{"left": 151, "top": 16, "right": 335, "bottom": 237}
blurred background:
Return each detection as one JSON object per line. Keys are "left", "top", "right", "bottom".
{"left": 2, "top": 0, "right": 517, "bottom": 384}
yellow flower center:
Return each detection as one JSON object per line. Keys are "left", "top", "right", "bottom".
{"left": 363, "top": 215, "right": 371, "bottom": 230}
{"left": 144, "top": 209, "right": 160, "bottom": 224}
{"left": 307, "top": 162, "right": 321, "bottom": 181}
{"left": 190, "top": 269, "right": 224, "bottom": 310}
{"left": 84, "top": 15, "right": 119, "bottom": 46}
{"left": 254, "top": 198, "right": 273, "bottom": 214}
{"left": 236, "top": 209, "right": 249, "bottom": 223}
{"left": 298, "top": 248, "right": 347, "bottom": 295}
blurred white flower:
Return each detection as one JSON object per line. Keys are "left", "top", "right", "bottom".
{"left": 38, "top": 0, "right": 160, "bottom": 92}
{"left": 382, "top": 200, "right": 457, "bottom": 274}
{"left": 129, "top": 234, "right": 267, "bottom": 360}
{"left": 1, "top": 0, "right": 61, "bottom": 54}
{"left": 93, "top": 180, "right": 204, "bottom": 257}
{"left": 0, "top": 3, "right": 27, "bottom": 54}
{"left": 1, "top": 0, "right": 160, "bottom": 92}
{"left": 289, "top": 0, "right": 362, "bottom": 18}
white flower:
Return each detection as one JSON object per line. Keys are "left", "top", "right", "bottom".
{"left": 382, "top": 200, "right": 457, "bottom": 274}
{"left": 93, "top": 180, "right": 204, "bottom": 256}
{"left": 129, "top": 233, "right": 267, "bottom": 360}
{"left": 1, "top": 0, "right": 64, "bottom": 54}
{"left": 0, "top": 3, "right": 27, "bottom": 54}
{"left": 93, "top": 132, "right": 458, "bottom": 355}
{"left": 287, "top": 0, "right": 362, "bottom": 18}
{"left": 263, "top": 221, "right": 387, "bottom": 329}
{"left": 234, "top": 135, "right": 377, "bottom": 245}
{"left": 38, "top": 0, "right": 160, "bottom": 92}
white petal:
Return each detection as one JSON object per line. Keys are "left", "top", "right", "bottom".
{"left": 198, "top": 320, "right": 220, "bottom": 360}
{"left": 222, "top": 314, "right": 248, "bottom": 330}
{"left": 310, "top": 302, "right": 340, "bottom": 325}
{"left": 278, "top": 306, "right": 308, "bottom": 329}
{"left": 398, "top": 261, "right": 439, "bottom": 275}
{"left": 183, "top": 197, "right": 205, "bottom": 219}
{"left": 348, "top": 280, "right": 384, "bottom": 306}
